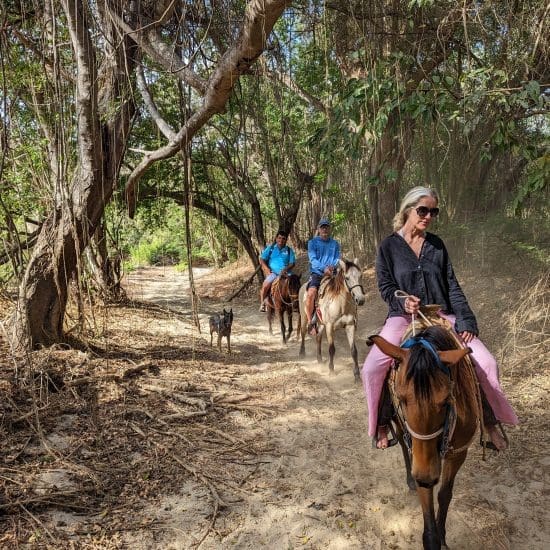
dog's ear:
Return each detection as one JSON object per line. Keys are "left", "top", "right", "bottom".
{"left": 223, "top": 308, "right": 227, "bottom": 314}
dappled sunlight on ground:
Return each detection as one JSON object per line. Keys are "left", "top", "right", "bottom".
{"left": 0, "top": 257, "right": 547, "bottom": 548}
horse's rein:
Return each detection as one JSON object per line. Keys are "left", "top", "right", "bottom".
{"left": 394, "top": 290, "right": 433, "bottom": 334}
{"left": 273, "top": 275, "right": 298, "bottom": 307}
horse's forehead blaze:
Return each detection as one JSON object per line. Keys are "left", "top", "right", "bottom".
{"left": 345, "top": 266, "right": 362, "bottom": 280}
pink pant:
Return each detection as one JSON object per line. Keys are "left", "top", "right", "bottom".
{"left": 361, "top": 314, "right": 519, "bottom": 437}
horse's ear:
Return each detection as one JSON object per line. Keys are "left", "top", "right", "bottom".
{"left": 338, "top": 259, "right": 346, "bottom": 271}
{"left": 353, "top": 257, "right": 359, "bottom": 266}
{"left": 438, "top": 348, "right": 471, "bottom": 365}
{"left": 367, "top": 335, "right": 407, "bottom": 362}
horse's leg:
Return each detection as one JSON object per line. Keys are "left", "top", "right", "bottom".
{"left": 436, "top": 452, "right": 467, "bottom": 548}
{"left": 279, "top": 306, "right": 286, "bottom": 344}
{"left": 344, "top": 324, "right": 360, "bottom": 383}
{"left": 267, "top": 305, "right": 273, "bottom": 335}
{"left": 227, "top": 334, "right": 231, "bottom": 354}
{"left": 287, "top": 308, "right": 293, "bottom": 341}
{"left": 298, "top": 285, "right": 308, "bottom": 356}
{"left": 298, "top": 305, "right": 307, "bottom": 356}
{"left": 417, "top": 486, "right": 440, "bottom": 550}
{"left": 316, "top": 325, "right": 324, "bottom": 364}
{"left": 299, "top": 318, "right": 306, "bottom": 357}
{"left": 325, "top": 324, "right": 335, "bottom": 373}
{"left": 217, "top": 333, "right": 222, "bottom": 353}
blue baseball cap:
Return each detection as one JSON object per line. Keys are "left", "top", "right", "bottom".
{"left": 318, "top": 217, "right": 331, "bottom": 227}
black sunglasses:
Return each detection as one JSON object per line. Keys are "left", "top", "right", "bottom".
{"left": 415, "top": 206, "right": 440, "bottom": 218}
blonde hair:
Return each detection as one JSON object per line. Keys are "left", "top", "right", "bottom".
{"left": 393, "top": 186, "right": 439, "bottom": 231}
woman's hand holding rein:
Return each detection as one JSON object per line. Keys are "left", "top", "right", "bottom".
{"left": 404, "top": 295, "right": 421, "bottom": 315}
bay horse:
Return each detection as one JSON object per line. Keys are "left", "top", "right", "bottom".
{"left": 298, "top": 259, "right": 365, "bottom": 382}
{"left": 368, "top": 324, "right": 481, "bottom": 550}
{"left": 266, "top": 273, "right": 301, "bottom": 344}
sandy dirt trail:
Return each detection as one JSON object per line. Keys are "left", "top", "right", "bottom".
{"left": 122, "top": 265, "right": 547, "bottom": 550}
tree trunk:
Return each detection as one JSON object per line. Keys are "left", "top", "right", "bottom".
{"left": 10, "top": 0, "right": 137, "bottom": 350}
{"left": 11, "top": 213, "right": 75, "bottom": 347}
{"left": 368, "top": 115, "right": 413, "bottom": 247}
{"left": 84, "top": 222, "right": 123, "bottom": 303}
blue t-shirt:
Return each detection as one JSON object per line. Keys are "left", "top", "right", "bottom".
{"left": 308, "top": 236, "right": 340, "bottom": 275}
{"left": 260, "top": 244, "right": 296, "bottom": 275}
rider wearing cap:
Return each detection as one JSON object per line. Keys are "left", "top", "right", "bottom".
{"left": 305, "top": 218, "right": 341, "bottom": 335}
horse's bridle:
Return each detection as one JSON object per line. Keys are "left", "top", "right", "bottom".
{"left": 341, "top": 268, "right": 365, "bottom": 298}
{"left": 346, "top": 280, "right": 365, "bottom": 294}
{"left": 389, "top": 337, "right": 458, "bottom": 458}
{"left": 273, "top": 275, "right": 299, "bottom": 307}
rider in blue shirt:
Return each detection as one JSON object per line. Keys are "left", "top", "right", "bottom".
{"left": 259, "top": 230, "right": 296, "bottom": 312}
{"left": 305, "top": 218, "right": 341, "bottom": 334}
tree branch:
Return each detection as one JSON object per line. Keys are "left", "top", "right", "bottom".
{"left": 124, "top": 0, "right": 291, "bottom": 217}
{"left": 136, "top": 65, "right": 177, "bottom": 141}
{"left": 108, "top": 6, "right": 208, "bottom": 95}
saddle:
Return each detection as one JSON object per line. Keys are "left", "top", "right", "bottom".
{"left": 311, "top": 271, "right": 339, "bottom": 323}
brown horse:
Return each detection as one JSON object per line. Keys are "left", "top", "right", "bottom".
{"left": 368, "top": 325, "right": 480, "bottom": 550}
{"left": 266, "top": 273, "right": 301, "bottom": 344}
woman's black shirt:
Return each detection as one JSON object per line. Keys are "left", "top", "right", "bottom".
{"left": 376, "top": 232, "right": 478, "bottom": 335}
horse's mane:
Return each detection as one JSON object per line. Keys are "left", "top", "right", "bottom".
{"left": 321, "top": 260, "right": 359, "bottom": 298}
{"left": 406, "top": 326, "right": 477, "bottom": 415}
{"left": 272, "top": 274, "right": 301, "bottom": 308}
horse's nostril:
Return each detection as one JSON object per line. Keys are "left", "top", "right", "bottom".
{"left": 415, "top": 478, "right": 439, "bottom": 489}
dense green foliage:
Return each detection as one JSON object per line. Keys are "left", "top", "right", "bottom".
{"left": 0, "top": 0, "right": 548, "bottom": 283}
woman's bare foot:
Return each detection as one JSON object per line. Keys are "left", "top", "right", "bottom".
{"left": 486, "top": 424, "right": 508, "bottom": 451}
{"left": 376, "top": 426, "right": 389, "bottom": 449}
{"left": 307, "top": 321, "right": 318, "bottom": 337}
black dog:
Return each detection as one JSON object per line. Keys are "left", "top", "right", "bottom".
{"left": 209, "top": 308, "right": 233, "bottom": 353}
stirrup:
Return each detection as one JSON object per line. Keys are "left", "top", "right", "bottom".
{"left": 372, "top": 424, "right": 398, "bottom": 450}
{"left": 480, "top": 422, "right": 509, "bottom": 451}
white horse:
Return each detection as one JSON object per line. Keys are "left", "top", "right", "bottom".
{"left": 298, "top": 259, "right": 365, "bottom": 382}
